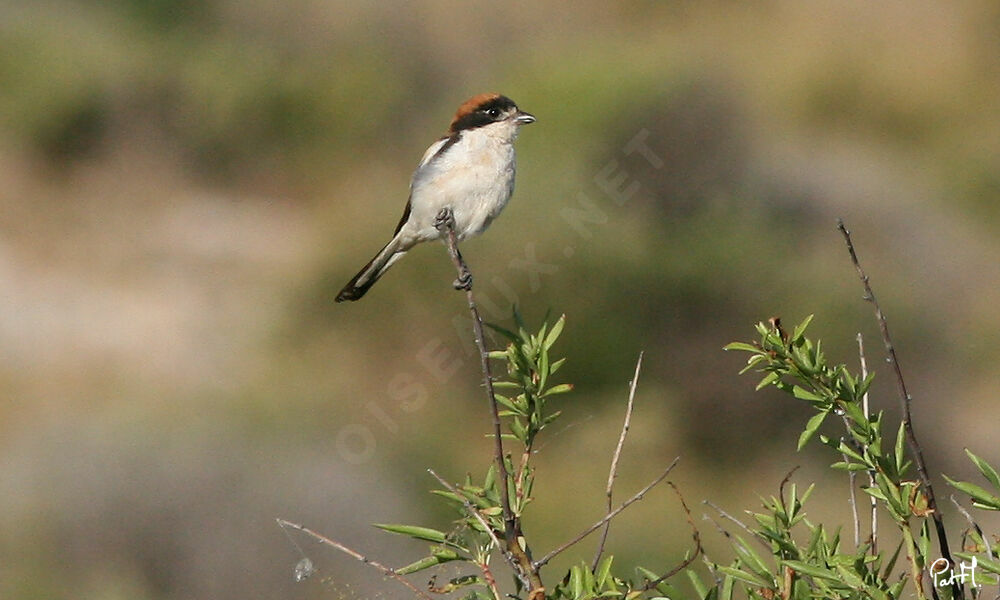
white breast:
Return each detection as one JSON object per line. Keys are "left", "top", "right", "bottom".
{"left": 402, "top": 126, "right": 518, "bottom": 244}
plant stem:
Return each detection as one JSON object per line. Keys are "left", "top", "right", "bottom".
{"left": 435, "top": 210, "right": 542, "bottom": 591}
{"left": 837, "top": 219, "right": 957, "bottom": 599}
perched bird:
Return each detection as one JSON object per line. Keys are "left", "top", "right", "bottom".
{"left": 335, "top": 93, "right": 535, "bottom": 302}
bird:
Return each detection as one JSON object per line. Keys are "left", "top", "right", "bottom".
{"left": 335, "top": 93, "right": 535, "bottom": 302}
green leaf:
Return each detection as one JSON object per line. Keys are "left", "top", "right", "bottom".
{"left": 894, "top": 421, "right": 907, "bottom": 475}
{"left": 724, "top": 341, "right": 760, "bottom": 353}
{"left": 756, "top": 371, "right": 779, "bottom": 391}
{"left": 965, "top": 448, "right": 1000, "bottom": 491}
{"left": 395, "top": 551, "right": 462, "bottom": 575}
{"left": 782, "top": 560, "right": 838, "bottom": 581}
{"left": 637, "top": 566, "right": 676, "bottom": 597}
{"left": 594, "top": 555, "right": 614, "bottom": 588}
{"left": 861, "top": 486, "right": 888, "bottom": 502}
{"left": 831, "top": 461, "right": 870, "bottom": 471}
{"left": 543, "top": 314, "right": 566, "bottom": 350}
{"left": 484, "top": 463, "right": 496, "bottom": 490}
{"left": 944, "top": 475, "right": 1000, "bottom": 510}
{"left": 686, "top": 568, "right": 709, "bottom": 598}
{"left": 798, "top": 410, "right": 829, "bottom": 450}
{"left": 791, "top": 315, "right": 814, "bottom": 344}
{"left": 881, "top": 539, "right": 904, "bottom": 580}
{"left": 485, "top": 321, "right": 519, "bottom": 342}
{"left": 373, "top": 523, "right": 447, "bottom": 543}
{"left": 570, "top": 564, "right": 583, "bottom": 599}
{"left": 918, "top": 519, "right": 930, "bottom": 562}
{"left": 550, "top": 357, "right": 567, "bottom": 374}
{"left": 730, "top": 534, "right": 772, "bottom": 580}
{"left": 713, "top": 565, "right": 768, "bottom": 587}
{"left": 792, "top": 385, "right": 824, "bottom": 402}
{"left": 542, "top": 383, "right": 574, "bottom": 397}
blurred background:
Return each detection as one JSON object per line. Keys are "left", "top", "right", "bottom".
{"left": 2, "top": 1, "right": 1000, "bottom": 598}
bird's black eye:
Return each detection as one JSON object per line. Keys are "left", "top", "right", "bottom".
{"left": 484, "top": 108, "right": 501, "bottom": 119}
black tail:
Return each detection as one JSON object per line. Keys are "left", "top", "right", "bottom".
{"left": 335, "top": 257, "right": 381, "bottom": 302}
{"left": 335, "top": 238, "right": 404, "bottom": 302}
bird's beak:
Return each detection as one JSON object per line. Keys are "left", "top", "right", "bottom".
{"left": 515, "top": 111, "right": 536, "bottom": 125}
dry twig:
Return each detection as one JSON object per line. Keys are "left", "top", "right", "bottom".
{"left": 591, "top": 351, "right": 644, "bottom": 570}
{"left": 435, "top": 208, "right": 541, "bottom": 590}
{"left": 534, "top": 456, "right": 680, "bottom": 569}
{"left": 837, "top": 219, "right": 957, "bottom": 599}
{"left": 276, "top": 519, "right": 435, "bottom": 600}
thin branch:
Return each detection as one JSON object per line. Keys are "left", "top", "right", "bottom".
{"left": 837, "top": 407, "right": 861, "bottom": 548}
{"left": 640, "top": 481, "right": 703, "bottom": 591}
{"left": 837, "top": 219, "right": 957, "bottom": 599}
{"left": 435, "top": 209, "right": 541, "bottom": 590}
{"left": 703, "top": 500, "right": 771, "bottom": 550}
{"left": 591, "top": 351, "right": 644, "bottom": 571}
{"left": 276, "top": 519, "right": 435, "bottom": 600}
{"left": 950, "top": 494, "right": 993, "bottom": 561}
{"left": 857, "top": 332, "right": 878, "bottom": 553}
{"left": 534, "top": 456, "right": 681, "bottom": 569}
{"left": 427, "top": 469, "right": 504, "bottom": 552}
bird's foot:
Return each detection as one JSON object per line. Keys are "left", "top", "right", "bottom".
{"left": 453, "top": 269, "right": 472, "bottom": 291}
{"left": 434, "top": 207, "right": 456, "bottom": 234}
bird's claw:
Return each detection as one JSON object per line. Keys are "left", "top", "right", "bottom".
{"left": 434, "top": 207, "right": 456, "bottom": 233}
{"left": 453, "top": 270, "right": 473, "bottom": 291}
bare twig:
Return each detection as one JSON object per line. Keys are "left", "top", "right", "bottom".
{"left": 837, "top": 219, "right": 957, "bottom": 599}
{"left": 591, "top": 351, "right": 644, "bottom": 571}
{"left": 779, "top": 466, "right": 800, "bottom": 500}
{"left": 435, "top": 209, "right": 542, "bottom": 590}
{"left": 857, "top": 332, "right": 878, "bottom": 552}
{"left": 703, "top": 500, "right": 771, "bottom": 550}
{"left": 427, "top": 469, "right": 505, "bottom": 552}
{"left": 276, "top": 519, "right": 435, "bottom": 600}
{"left": 427, "top": 467, "right": 508, "bottom": 598}
{"left": 534, "top": 456, "right": 681, "bottom": 569}
{"left": 640, "top": 481, "right": 703, "bottom": 591}
{"left": 950, "top": 495, "right": 993, "bottom": 561}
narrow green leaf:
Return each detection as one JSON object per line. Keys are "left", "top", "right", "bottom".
{"left": 724, "top": 341, "right": 760, "bottom": 353}
{"left": 881, "top": 539, "right": 904, "bottom": 580}
{"left": 595, "top": 555, "right": 614, "bottom": 588}
{"left": 544, "top": 314, "right": 566, "bottom": 350}
{"left": 550, "top": 357, "right": 567, "bottom": 374}
{"left": 965, "top": 448, "right": 1000, "bottom": 491}
{"left": 861, "top": 486, "right": 888, "bottom": 502}
{"left": 720, "top": 572, "right": 734, "bottom": 600}
{"left": 731, "top": 534, "right": 772, "bottom": 580}
{"left": 894, "top": 421, "right": 906, "bottom": 475}
{"left": 429, "top": 489, "right": 464, "bottom": 504}
{"left": 686, "top": 568, "right": 709, "bottom": 599}
{"left": 570, "top": 564, "right": 583, "bottom": 599}
{"left": 792, "top": 386, "right": 824, "bottom": 402}
{"left": 831, "top": 461, "right": 870, "bottom": 471}
{"left": 373, "top": 523, "right": 447, "bottom": 543}
{"left": 485, "top": 322, "right": 519, "bottom": 342}
{"left": 918, "top": 519, "right": 930, "bottom": 562}
{"left": 713, "top": 565, "right": 767, "bottom": 587}
{"left": 791, "top": 314, "right": 814, "bottom": 344}
{"left": 798, "top": 410, "right": 828, "bottom": 450}
{"left": 395, "top": 552, "right": 462, "bottom": 575}
{"left": 782, "top": 560, "right": 839, "bottom": 581}
{"left": 637, "top": 566, "right": 676, "bottom": 597}
{"left": 542, "top": 383, "right": 574, "bottom": 397}
{"left": 756, "top": 371, "right": 779, "bottom": 391}
{"left": 944, "top": 475, "right": 1000, "bottom": 510}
